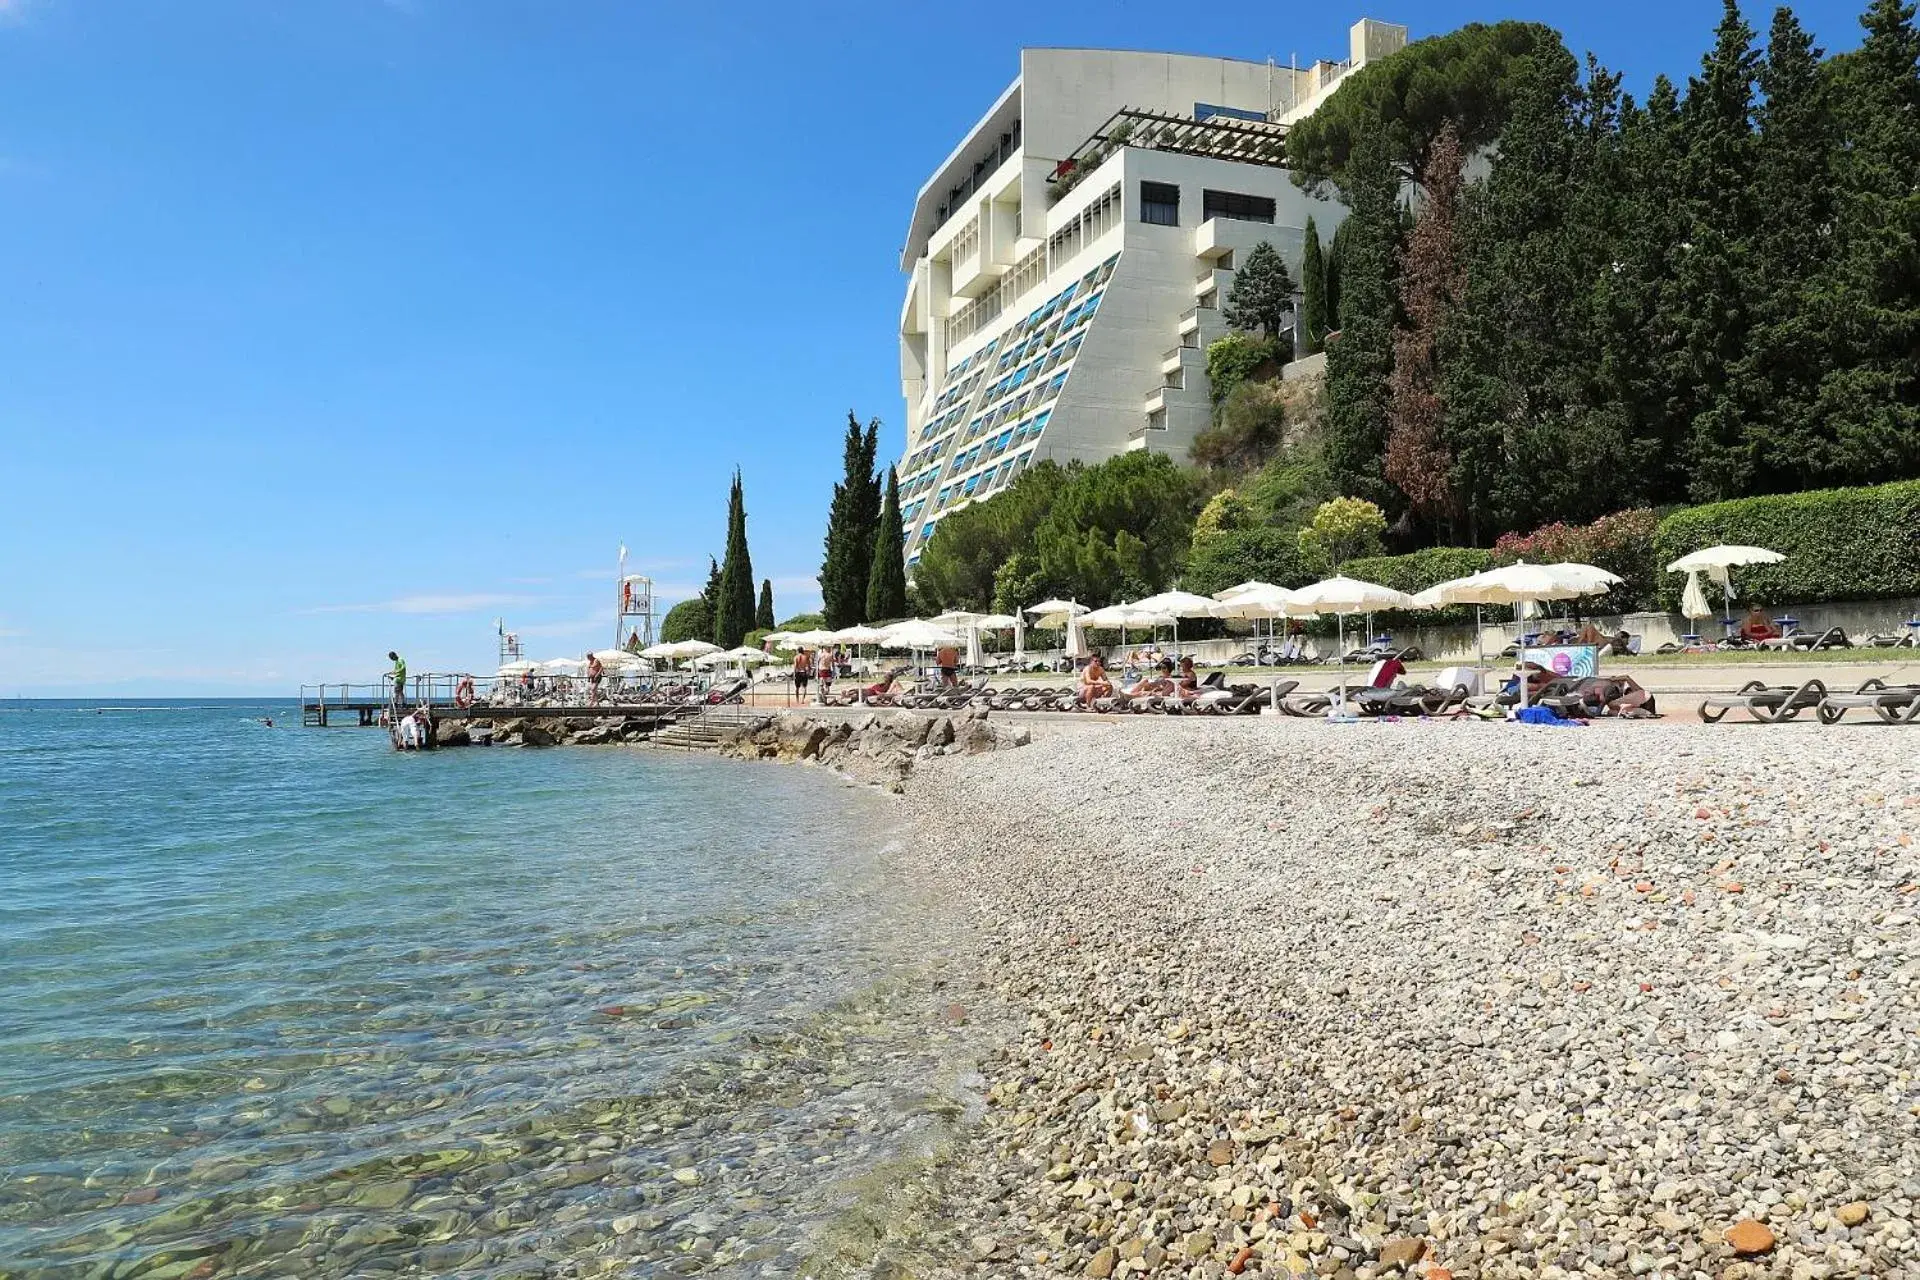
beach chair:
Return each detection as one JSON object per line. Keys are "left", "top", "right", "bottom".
{"left": 1815, "top": 679, "right": 1920, "bottom": 725}
{"left": 1698, "top": 678, "right": 1828, "bottom": 723}
{"left": 1195, "top": 679, "right": 1295, "bottom": 715}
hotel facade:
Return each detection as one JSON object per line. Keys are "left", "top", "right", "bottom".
{"left": 896, "top": 20, "right": 1406, "bottom": 565}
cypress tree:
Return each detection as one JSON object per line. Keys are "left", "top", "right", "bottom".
{"left": 1734, "top": 7, "right": 1841, "bottom": 491}
{"left": 1300, "top": 216, "right": 1328, "bottom": 354}
{"left": 1326, "top": 219, "right": 1350, "bottom": 328}
{"left": 866, "top": 468, "right": 909, "bottom": 622}
{"left": 1814, "top": 0, "right": 1920, "bottom": 482}
{"left": 819, "top": 413, "right": 882, "bottom": 627}
{"left": 756, "top": 579, "right": 775, "bottom": 632}
{"left": 1595, "top": 75, "right": 1694, "bottom": 506}
{"left": 699, "top": 556, "right": 722, "bottom": 644}
{"left": 713, "top": 470, "right": 756, "bottom": 649}
{"left": 1676, "top": 0, "right": 1762, "bottom": 502}
{"left": 1322, "top": 130, "right": 1402, "bottom": 511}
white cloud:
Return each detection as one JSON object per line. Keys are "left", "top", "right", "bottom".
{"left": 302, "top": 593, "right": 535, "bottom": 616}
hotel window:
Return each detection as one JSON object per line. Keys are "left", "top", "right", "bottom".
{"left": 1140, "top": 181, "right": 1179, "bottom": 226}
{"left": 1202, "top": 189, "right": 1276, "bottom": 224}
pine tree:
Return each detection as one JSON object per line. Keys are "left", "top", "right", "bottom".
{"left": 756, "top": 579, "right": 775, "bottom": 632}
{"left": 1676, "top": 0, "right": 1762, "bottom": 502}
{"left": 1222, "top": 241, "right": 1295, "bottom": 341}
{"left": 1385, "top": 122, "right": 1467, "bottom": 533}
{"left": 1733, "top": 7, "right": 1841, "bottom": 491}
{"left": 699, "top": 556, "right": 722, "bottom": 643}
{"left": 1300, "top": 217, "right": 1329, "bottom": 354}
{"left": 1814, "top": 0, "right": 1920, "bottom": 482}
{"left": 819, "top": 412, "right": 882, "bottom": 627}
{"left": 1323, "top": 130, "right": 1402, "bottom": 510}
{"left": 1595, "top": 74, "right": 1695, "bottom": 506}
{"left": 865, "top": 468, "right": 909, "bottom": 622}
{"left": 713, "top": 470, "right": 756, "bottom": 649}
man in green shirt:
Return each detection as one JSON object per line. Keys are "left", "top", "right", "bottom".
{"left": 388, "top": 650, "right": 408, "bottom": 709}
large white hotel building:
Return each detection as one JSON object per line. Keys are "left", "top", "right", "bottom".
{"left": 896, "top": 19, "right": 1407, "bottom": 564}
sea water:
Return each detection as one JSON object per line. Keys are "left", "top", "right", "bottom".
{"left": 0, "top": 702, "right": 975, "bottom": 1278}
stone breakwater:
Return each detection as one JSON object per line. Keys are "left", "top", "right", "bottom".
{"left": 715, "top": 709, "right": 1032, "bottom": 791}
{"left": 874, "top": 717, "right": 1920, "bottom": 1280}
{"left": 432, "top": 713, "right": 670, "bottom": 747}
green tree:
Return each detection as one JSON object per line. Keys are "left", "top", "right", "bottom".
{"left": 865, "top": 467, "right": 910, "bottom": 621}
{"left": 1287, "top": 20, "right": 1562, "bottom": 193}
{"left": 1326, "top": 218, "right": 1351, "bottom": 327}
{"left": 1734, "top": 6, "right": 1840, "bottom": 492}
{"left": 1300, "top": 216, "right": 1329, "bottom": 353}
{"left": 1031, "top": 453, "right": 1198, "bottom": 605}
{"left": 1812, "top": 0, "right": 1920, "bottom": 484}
{"left": 756, "top": 578, "right": 775, "bottom": 631}
{"left": 1443, "top": 43, "right": 1640, "bottom": 540}
{"left": 1204, "top": 332, "right": 1278, "bottom": 410}
{"left": 913, "top": 461, "right": 1067, "bottom": 611}
{"left": 1221, "top": 241, "right": 1295, "bottom": 341}
{"left": 819, "top": 412, "right": 881, "bottom": 627}
{"left": 1183, "top": 527, "right": 1314, "bottom": 596}
{"left": 1322, "top": 130, "right": 1402, "bottom": 510}
{"left": 1676, "top": 0, "right": 1763, "bottom": 502}
{"left": 713, "top": 470, "right": 756, "bottom": 649}
{"left": 660, "top": 597, "right": 713, "bottom": 645}
{"left": 699, "top": 556, "right": 722, "bottom": 643}
{"left": 1297, "top": 497, "right": 1388, "bottom": 574}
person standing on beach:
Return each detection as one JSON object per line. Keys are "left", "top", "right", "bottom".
{"left": 815, "top": 645, "right": 835, "bottom": 704}
{"left": 936, "top": 642, "right": 959, "bottom": 687}
{"left": 388, "top": 650, "right": 407, "bottom": 710}
{"left": 792, "top": 648, "right": 810, "bottom": 704}
{"left": 586, "top": 651, "right": 604, "bottom": 704}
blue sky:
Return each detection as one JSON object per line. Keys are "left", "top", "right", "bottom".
{"left": 0, "top": 0, "right": 1877, "bottom": 694}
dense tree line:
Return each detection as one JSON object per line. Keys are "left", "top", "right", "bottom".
{"left": 1295, "top": 0, "right": 1920, "bottom": 545}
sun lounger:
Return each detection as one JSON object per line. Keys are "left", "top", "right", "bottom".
{"left": 1699, "top": 678, "right": 1828, "bottom": 723}
{"left": 1815, "top": 678, "right": 1920, "bottom": 725}
{"left": 1759, "top": 626, "right": 1852, "bottom": 652}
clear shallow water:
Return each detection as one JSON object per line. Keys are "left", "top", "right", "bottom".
{"left": 0, "top": 702, "right": 975, "bottom": 1278}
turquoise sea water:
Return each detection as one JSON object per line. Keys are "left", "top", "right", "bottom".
{"left": 0, "top": 702, "right": 973, "bottom": 1278}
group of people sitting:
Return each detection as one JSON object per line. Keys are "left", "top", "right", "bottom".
{"left": 1078, "top": 654, "right": 1204, "bottom": 706}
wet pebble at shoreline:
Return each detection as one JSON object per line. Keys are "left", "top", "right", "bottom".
{"left": 884, "top": 717, "right": 1920, "bottom": 1280}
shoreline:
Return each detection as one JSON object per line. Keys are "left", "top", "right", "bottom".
{"left": 852, "top": 715, "right": 1919, "bottom": 1279}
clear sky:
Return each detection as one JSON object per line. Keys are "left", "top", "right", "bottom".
{"left": 0, "top": 0, "right": 1877, "bottom": 694}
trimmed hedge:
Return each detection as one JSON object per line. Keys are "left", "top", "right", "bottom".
{"left": 1344, "top": 546, "right": 1494, "bottom": 628}
{"left": 1653, "top": 480, "right": 1920, "bottom": 611}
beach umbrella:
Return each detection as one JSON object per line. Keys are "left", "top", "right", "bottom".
{"left": 878, "top": 620, "right": 961, "bottom": 650}
{"left": 1448, "top": 562, "right": 1623, "bottom": 709}
{"left": 1025, "top": 599, "right": 1087, "bottom": 628}
{"left": 698, "top": 645, "right": 774, "bottom": 671}
{"left": 1081, "top": 603, "right": 1174, "bottom": 652}
{"left": 1289, "top": 577, "right": 1418, "bottom": 714}
{"left": 1063, "top": 610, "right": 1090, "bottom": 661}
{"left": 1666, "top": 544, "right": 1785, "bottom": 625}
{"left": 787, "top": 629, "right": 837, "bottom": 647}
{"left": 965, "top": 623, "right": 983, "bottom": 668}
{"left": 496, "top": 659, "right": 537, "bottom": 678}
{"left": 1681, "top": 571, "right": 1714, "bottom": 623}
{"left": 829, "top": 625, "right": 892, "bottom": 645}
{"left": 639, "top": 641, "right": 681, "bottom": 659}
{"left": 929, "top": 609, "right": 984, "bottom": 628}
{"left": 1211, "top": 580, "right": 1281, "bottom": 601}
{"left": 1130, "top": 589, "right": 1226, "bottom": 653}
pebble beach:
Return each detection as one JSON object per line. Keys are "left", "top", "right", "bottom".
{"left": 874, "top": 715, "right": 1920, "bottom": 1280}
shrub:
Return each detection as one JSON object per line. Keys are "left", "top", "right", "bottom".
{"left": 1493, "top": 508, "right": 1659, "bottom": 612}
{"left": 1205, "top": 333, "right": 1279, "bottom": 409}
{"left": 1192, "top": 488, "right": 1252, "bottom": 542}
{"left": 1183, "top": 527, "right": 1314, "bottom": 597}
{"left": 1652, "top": 481, "right": 1920, "bottom": 610}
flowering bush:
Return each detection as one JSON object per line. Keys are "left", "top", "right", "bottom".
{"left": 1494, "top": 508, "right": 1659, "bottom": 611}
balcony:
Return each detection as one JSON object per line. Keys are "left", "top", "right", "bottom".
{"left": 1194, "top": 268, "right": 1232, "bottom": 299}
{"left": 1177, "top": 304, "right": 1218, "bottom": 339}
{"left": 1143, "top": 386, "right": 1166, "bottom": 416}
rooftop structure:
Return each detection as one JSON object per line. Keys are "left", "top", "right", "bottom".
{"left": 896, "top": 21, "right": 1407, "bottom": 566}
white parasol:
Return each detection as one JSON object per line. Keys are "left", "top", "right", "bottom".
{"left": 1211, "top": 580, "right": 1281, "bottom": 601}
{"left": 1288, "top": 576, "right": 1418, "bottom": 714}
{"left": 496, "top": 660, "right": 537, "bottom": 677}
{"left": 1063, "top": 610, "right": 1090, "bottom": 661}
{"left": 878, "top": 619, "right": 962, "bottom": 650}
{"left": 1681, "top": 571, "right": 1714, "bottom": 622}
{"left": 1666, "top": 544, "right": 1784, "bottom": 628}
{"left": 1448, "top": 562, "right": 1623, "bottom": 709}
{"left": 1025, "top": 599, "right": 1087, "bottom": 628}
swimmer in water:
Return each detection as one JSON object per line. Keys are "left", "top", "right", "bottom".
{"left": 261, "top": 716, "right": 273, "bottom": 727}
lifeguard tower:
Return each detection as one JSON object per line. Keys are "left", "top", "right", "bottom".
{"left": 618, "top": 570, "right": 655, "bottom": 654}
{"left": 496, "top": 619, "right": 522, "bottom": 667}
